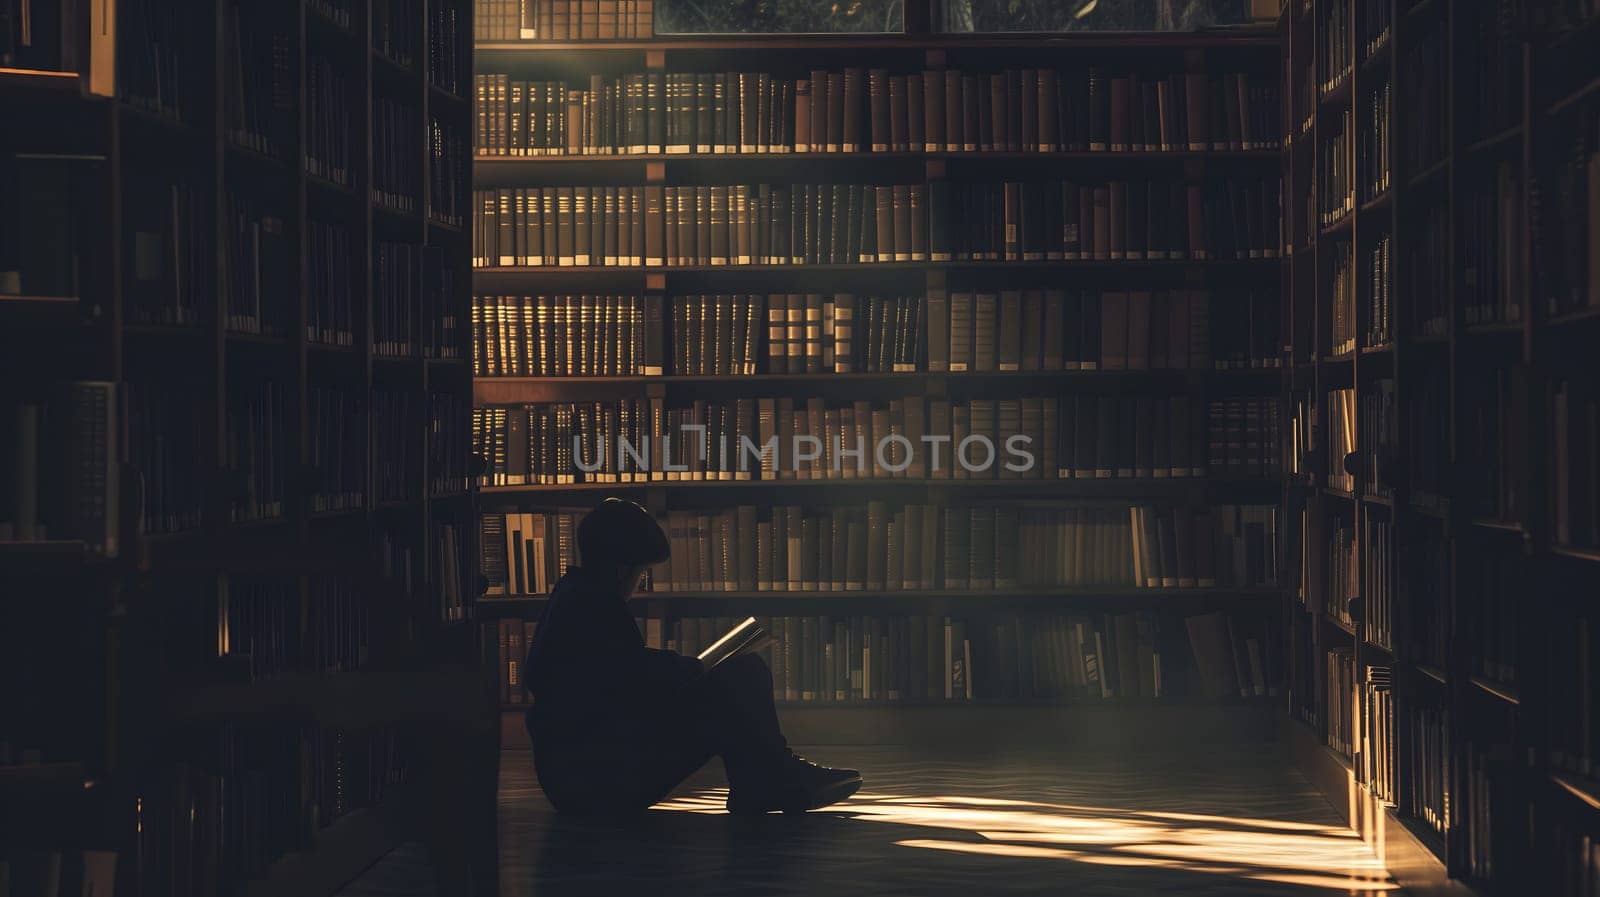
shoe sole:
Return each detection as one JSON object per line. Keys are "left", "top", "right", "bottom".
{"left": 728, "top": 776, "right": 864, "bottom": 816}
{"left": 780, "top": 776, "right": 862, "bottom": 814}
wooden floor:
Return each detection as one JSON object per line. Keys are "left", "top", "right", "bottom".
{"left": 338, "top": 742, "right": 1401, "bottom": 897}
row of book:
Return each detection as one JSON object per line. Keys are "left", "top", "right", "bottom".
{"left": 130, "top": 381, "right": 204, "bottom": 535}
{"left": 374, "top": 96, "right": 422, "bottom": 214}
{"left": 1407, "top": 366, "right": 1449, "bottom": 502}
{"left": 226, "top": 380, "right": 287, "bottom": 524}
{"left": 308, "top": 386, "right": 366, "bottom": 513}
{"left": 309, "top": 220, "right": 355, "bottom": 346}
{"left": 1364, "top": 233, "right": 1392, "bottom": 349}
{"left": 1404, "top": 526, "right": 1449, "bottom": 673}
{"left": 225, "top": 2, "right": 293, "bottom": 159}
{"left": 376, "top": 242, "right": 426, "bottom": 357}
{"left": 1408, "top": 703, "right": 1448, "bottom": 836}
{"left": 430, "top": 392, "right": 472, "bottom": 497}
{"left": 1460, "top": 0, "right": 1523, "bottom": 146}
{"left": 472, "top": 68, "right": 1280, "bottom": 157}
{"left": 1549, "top": 376, "right": 1600, "bottom": 552}
{"left": 1359, "top": 0, "right": 1392, "bottom": 57}
{"left": 1461, "top": 161, "right": 1527, "bottom": 328}
{"left": 0, "top": 851, "right": 116, "bottom": 897}
{"left": 1361, "top": 380, "right": 1396, "bottom": 498}
{"left": 1537, "top": 110, "right": 1600, "bottom": 318}
{"left": 490, "top": 610, "right": 1276, "bottom": 706}
{"left": 427, "top": 0, "right": 468, "bottom": 96}
{"left": 127, "top": 179, "right": 209, "bottom": 328}
{"left": 1325, "top": 647, "right": 1356, "bottom": 758}
{"left": 1462, "top": 550, "right": 1520, "bottom": 687}
{"left": 1362, "top": 511, "right": 1393, "bottom": 649}
{"left": 0, "top": 384, "right": 119, "bottom": 555}
{"left": 1324, "top": 511, "right": 1358, "bottom": 630}
{"left": 307, "top": 54, "right": 353, "bottom": 186}
{"left": 375, "top": 390, "right": 422, "bottom": 503}
{"left": 429, "top": 115, "right": 469, "bottom": 227}
{"left": 1400, "top": 22, "right": 1448, "bottom": 177}
{"left": 470, "top": 178, "right": 1282, "bottom": 268}
{"left": 126, "top": 725, "right": 407, "bottom": 897}
{"left": 468, "top": 288, "right": 1283, "bottom": 379}
{"left": 1544, "top": 822, "right": 1600, "bottom": 897}
{"left": 474, "top": 0, "right": 654, "bottom": 40}
{"left": 430, "top": 520, "right": 471, "bottom": 623}
{"left": 1320, "top": 108, "right": 1354, "bottom": 226}
{"left": 1362, "top": 665, "right": 1395, "bottom": 805}
{"left": 483, "top": 502, "right": 1280, "bottom": 597}
{"left": 1326, "top": 387, "right": 1357, "bottom": 495}
{"left": 471, "top": 393, "right": 1282, "bottom": 485}
{"left": 373, "top": 0, "right": 421, "bottom": 68}
{"left": 216, "top": 577, "right": 369, "bottom": 680}
{"left": 371, "top": 392, "right": 472, "bottom": 503}
{"left": 1463, "top": 744, "right": 1499, "bottom": 880}
{"left": 1548, "top": 613, "right": 1599, "bottom": 784}
{"left": 223, "top": 193, "right": 291, "bottom": 337}
{"left": 1359, "top": 78, "right": 1391, "bottom": 205}
{"left": 121, "top": 0, "right": 205, "bottom": 122}
{"left": 1319, "top": 0, "right": 1354, "bottom": 92}
{"left": 1462, "top": 366, "right": 1526, "bottom": 524}
{"left": 1406, "top": 202, "right": 1449, "bottom": 340}
{"left": 1329, "top": 241, "right": 1356, "bottom": 356}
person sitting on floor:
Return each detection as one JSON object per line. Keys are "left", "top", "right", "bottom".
{"left": 523, "top": 498, "right": 862, "bottom": 815}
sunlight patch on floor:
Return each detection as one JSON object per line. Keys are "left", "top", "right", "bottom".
{"left": 653, "top": 788, "right": 1395, "bottom": 892}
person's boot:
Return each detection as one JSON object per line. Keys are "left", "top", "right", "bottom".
{"left": 726, "top": 750, "right": 862, "bottom": 815}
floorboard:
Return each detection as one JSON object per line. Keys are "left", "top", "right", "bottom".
{"left": 338, "top": 743, "right": 1401, "bottom": 897}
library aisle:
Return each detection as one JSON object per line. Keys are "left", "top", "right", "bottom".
{"left": 340, "top": 744, "right": 1397, "bottom": 896}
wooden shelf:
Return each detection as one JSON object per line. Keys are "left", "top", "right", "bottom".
{"left": 1468, "top": 517, "right": 1525, "bottom": 536}
{"left": 1407, "top": 155, "right": 1450, "bottom": 191}
{"left": 1464, "top": 124, "right": 1523, "bottom": 157}
{"left": 1548, "top": 544, "right": 1600, "bottom": 565}
{"left": 1414, "top": 663, "right": 1447, "bottom": 685}
{"left": 1543, "top": 305, "right": 1600, "bottom": 328}
{"left": 1553, "top": 772, "right": 1600, "bottom": 813}
{"left": 0, "top": 66, "right": 83, "bottom": 94}
{"left": 1549, "top": 74, "right": 1600, "bottom": 115}
{"left": 1468, "top": 675, "right": 1521, "bottom": 706}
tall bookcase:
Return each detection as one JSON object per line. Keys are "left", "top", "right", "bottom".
{"left": 470, "top": 6, "right": 1290, "bottom": 746}
{"left": 1283, "top": 0, "right": 1600, "bottom": 894}
{"left": 1, "top": 0, "right": 475, "bottom": 894}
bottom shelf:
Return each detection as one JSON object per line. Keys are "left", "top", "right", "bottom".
{"left": 1285, "top": 718, "right": 1474, "bottom": 897}
{"left": 242, "top": 781, "right": 421, "bottom": 897}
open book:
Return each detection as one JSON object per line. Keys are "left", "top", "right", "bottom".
{"left": 697, "top": 616, "right": 774, "bottom": 673}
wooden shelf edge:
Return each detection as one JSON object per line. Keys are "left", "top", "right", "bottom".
{"left": 1467, "top": 675, "right": 1521, "bottom": 706}
{"left": 1553, "top": 772, "right": 1600, "bottom": 814}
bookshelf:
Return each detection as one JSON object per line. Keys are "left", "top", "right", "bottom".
{"left": 1, "top": 0, "right": 475, "bottom": 893}
{"left": 1284, "top": 0, "right": 1600, "bottom": 895}
{"left": 471, "top": 5, "right": 1289, "bottom": 729}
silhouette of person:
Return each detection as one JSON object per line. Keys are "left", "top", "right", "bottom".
{"left": 524, "top": 498, "right": 862, "bottom": 815}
